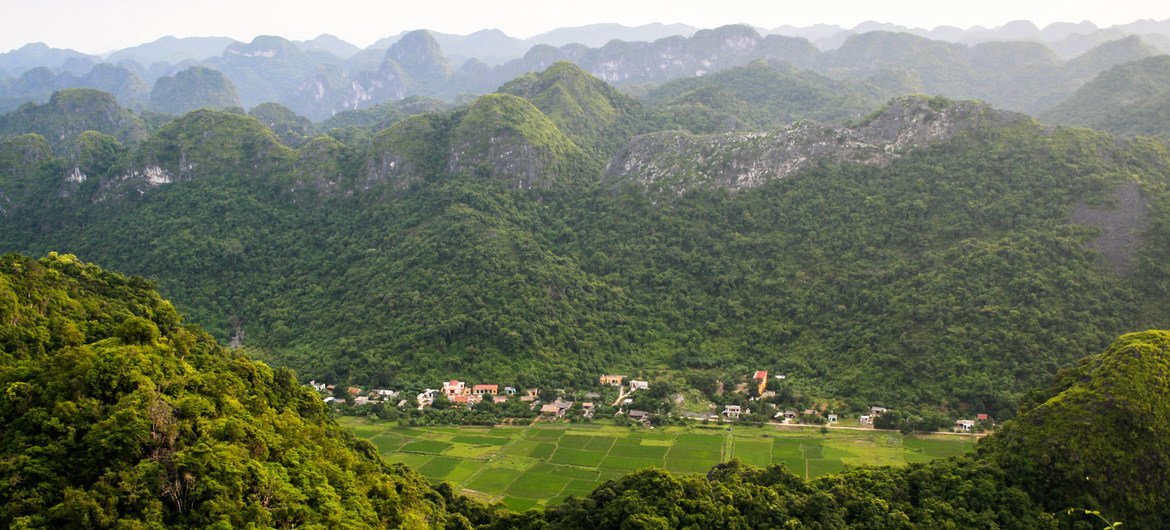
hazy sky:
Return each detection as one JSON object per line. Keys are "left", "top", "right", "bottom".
{"left": 3, "top": 0, "right": 1170, "bottom": 54}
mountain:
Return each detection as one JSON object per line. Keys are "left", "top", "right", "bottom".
{"left": 498, "top": 61, "right": 651, "bottom": 157}
{"left": 363, "top": 92, "right": 599, "bottom": 190}
{"left": 105, "top": 35, "right": 238, "bottom": 65}
{"left": 0, "top": 42, "right": 97, "bottom": 76}
{"left": 294, "top": 34, "right": 360, "bottom": 59}
{"left": 605, "top": 96, "right": 1025, "bottom": 195}
{"left": 208, "top": 35, "right": 342, "bottom": 109}
{"left": 528, "top": 22, "right": 699, "bottom": 48}
{"left": 0, "top": 63, "right": 148, "bottom": 113}
{"left": 0, "top": 253, "right": 482, "bottom": 527}
{"left": 639, "top": 59, "right": 883, "bottom": 132}
{"left": 384, "top": 30, "right": 452, "bottom": 92}
{"left": 0, "top": 88, "right": 145, "bottom": 153}
{"left": 248, "top": 102, "right": 314, "bottom": 147}
{"left": 5, "top": 68, "right": 1170, "bottom": 418}
{"left": 978, "top": 330, "right": 1170, "bottom": 527}
{"left": 1041, "top": 55, "right": 1170, "bottom": 136}
{"left": 149, "top": 66, "right": 241, "bottom": 115}
{"left": 372, "top": 29, "right": 529, "bottom": 66}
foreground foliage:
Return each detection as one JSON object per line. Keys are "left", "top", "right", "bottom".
{"left": 0, "top": 253, "right": 473, "bottom": 528}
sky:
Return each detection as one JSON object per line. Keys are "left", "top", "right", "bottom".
{"left": 2, "top": 0, "right": 1170, "bottom": 54}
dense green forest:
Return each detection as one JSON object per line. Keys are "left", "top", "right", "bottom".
{"left": 2, "top": 62, "right": 1170, "bottom": 419}
{"left": 2, "top": 254, "right": 1164, "bottom": 526}
{"left": 0, "top": 253, "right": 478, "bottom": 528}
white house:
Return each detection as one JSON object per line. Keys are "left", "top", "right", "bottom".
{"left": 374, "top": 389, "right": 398, "bottom": 398}
{"left": 827, "top": 414, "right": 838, "bottom": 423}
{"left": 723, "top": 405, "right": 743, "bottom": 419}
{"left": 954, "top": 419, "right": 976, "bottom": 432}
{"left": 859, "top": 415, "right": 872, "bottom": 426}
{"left": 629, "top": 380, "right": 650, "bottom": 391}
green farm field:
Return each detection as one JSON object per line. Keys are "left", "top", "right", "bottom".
{"left": 338, "top": 418, "right": 978, "bottom": 510}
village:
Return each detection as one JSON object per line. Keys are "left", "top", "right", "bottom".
{"left": 310, "top": 369, "right": 992, "bottom": 434}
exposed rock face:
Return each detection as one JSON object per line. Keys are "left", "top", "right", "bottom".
{"left": 604, "top": 96, "right": 1027, "bottom": 196}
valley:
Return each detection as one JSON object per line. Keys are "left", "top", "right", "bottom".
{"left": 2, "top": 10, "right": 1170, "bottom": 528}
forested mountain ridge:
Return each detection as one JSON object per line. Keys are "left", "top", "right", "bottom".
{"left": 3, "top": 59, "right": 1170, "bottom": 420}
{"left": 604, "top": 96, "right": 1027, "bottom": 195}
{"left": 1042, "top": 54, "right": 1170, "bottom": 137}
{"left": 0, "top": 253, "right": 483, "bottom": 528}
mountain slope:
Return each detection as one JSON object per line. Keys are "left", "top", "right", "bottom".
{"left": 0, "top": 88, "right": 145, "bottom": 153}
{"left": 498, "top": 61, "right": 650, "bottom": 157}
{"left": 149, "top": 66, "right": 241, "bottom": 115}
{"left": 0, "top": 253, "right": 478, "bottom": 527}
{"left": 1041, "top": 55, "right": 1170, "bottom": 137}
{"left": 978, "top": 330, "right": 1170, "bottom": 527}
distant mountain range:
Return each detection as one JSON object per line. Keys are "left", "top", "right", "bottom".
{"left": 0, "top": 19, "right": 1169, "bottom": 123}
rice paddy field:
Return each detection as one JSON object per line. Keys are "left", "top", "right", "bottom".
{"left": 338, "top": 418, "right": 978, "bottom": 511}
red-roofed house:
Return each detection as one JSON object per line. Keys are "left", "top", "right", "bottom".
{"left": 752, "top": 371, "right": 768, "bottom": 394}
{"left": 472, "top": 384, "right": 498, "bottom": 395}
{"left": 977, "top": 413, "right": 989, "bottom": 421}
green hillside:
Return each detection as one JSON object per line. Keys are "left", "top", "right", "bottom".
{"left": 1042, "top": 55, "right": 1170, "bottom": 137}
{"left": 0, "top": 88, "right": 145, "bottom": 153}
{"left": 978, "top": 330, "right": 1170, "bottom": 527}
{"left": 641, "top": 59, "right": 884, "bottom": 132}
{"left": 0, "top": 253, "right": 482, "bottom": 528}
{"left": 2, "top": 72, "right": 1170, "bottom": 418}
{"left": 499, "top": 62, "right": 652, "bottom": 157}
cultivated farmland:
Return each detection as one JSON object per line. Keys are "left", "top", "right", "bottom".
{"left": 338, "top": 419, "right": 977, "bottom": 510}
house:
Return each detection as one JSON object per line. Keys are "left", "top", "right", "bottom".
{"left": 354, "top": 396, "right": 371, "bottom": 406}
{"left": 442, "top": 380, "right": 466, "bottom": 397}
{"left": 859, "top": 415, "right": 872, "bottom": 426}
{"left": 347, "top": 387, "right": 362, "bottom": 396}
{"left": 628, "top": 410, "right": 649, "bottom": 423}
{"left": 600, "top": 375, "right": 624, "bottom": 386}
{"left": 976, "top": 413, "right": 989, "bottom": 421}
{"left": 472, "top": 384, "right": 498, "bottom": 396}
{"left": 783, "top": 410, "right": 798, "bottom": 420}
{"left": 629, "top": 380, "right": 649, "bottom": 391}
{"left": 373, "top": 389, "right": 398, "bottom": 398}
{"left": 504, "top": 386, "right": 518, "bottom": 395}
{"left": 584, "top": 392, "right": 601, "bottom": 400}
{"left": 325, "top": 384, "right": 336, "bottom": 391}
{"left": 451, "top": 395, "right": 471, "bottom": 406}
{"left": 323, "top": 396, "right": 336, "bottom": 403}
{"left": 582, "top": 402, "right": 595, "bottom": 418}
{"left": 827, "top": 414, "right": 838, "bottom": 423}
{"left": 761, "top": 391, "right": 776, "bottom": 399}
{"left": 752, "top": 371, "right": 768, "bottom": 394}
{"left": 955, "top": 419, "right": 976, "bottom": 432}
{"left": 493, "top": 395, "right": 508, "bottom": 404}
{"left": 540, "top": 403, "right": 562, "bottom": 418}
{"left": 521, "top": 388, "right": 539, "bottom": 402}
{"left": 309, "top": 380, "right": 327, "bottom": 392}
{"left": 416, "top": 389, "right": 439, "bottom": 408}
{"left": 723, "top": 405, "right": 742, "bottom": 419}
{"left": 554, "top": 399, "right": 574, "bottom": 412}
{"left": 396, "top": 399, "right": 409, "bottom": 408}
{"left": 870, "top": 406, "right": 888, "bottom": 416}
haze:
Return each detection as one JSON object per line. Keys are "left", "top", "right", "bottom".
{"left": 3, "top": 0, "right": 1170, "bottom": 54}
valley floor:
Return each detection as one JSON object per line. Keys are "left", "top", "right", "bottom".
{"left": 339, "top": 418, "right": 977, "bottom": 511}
